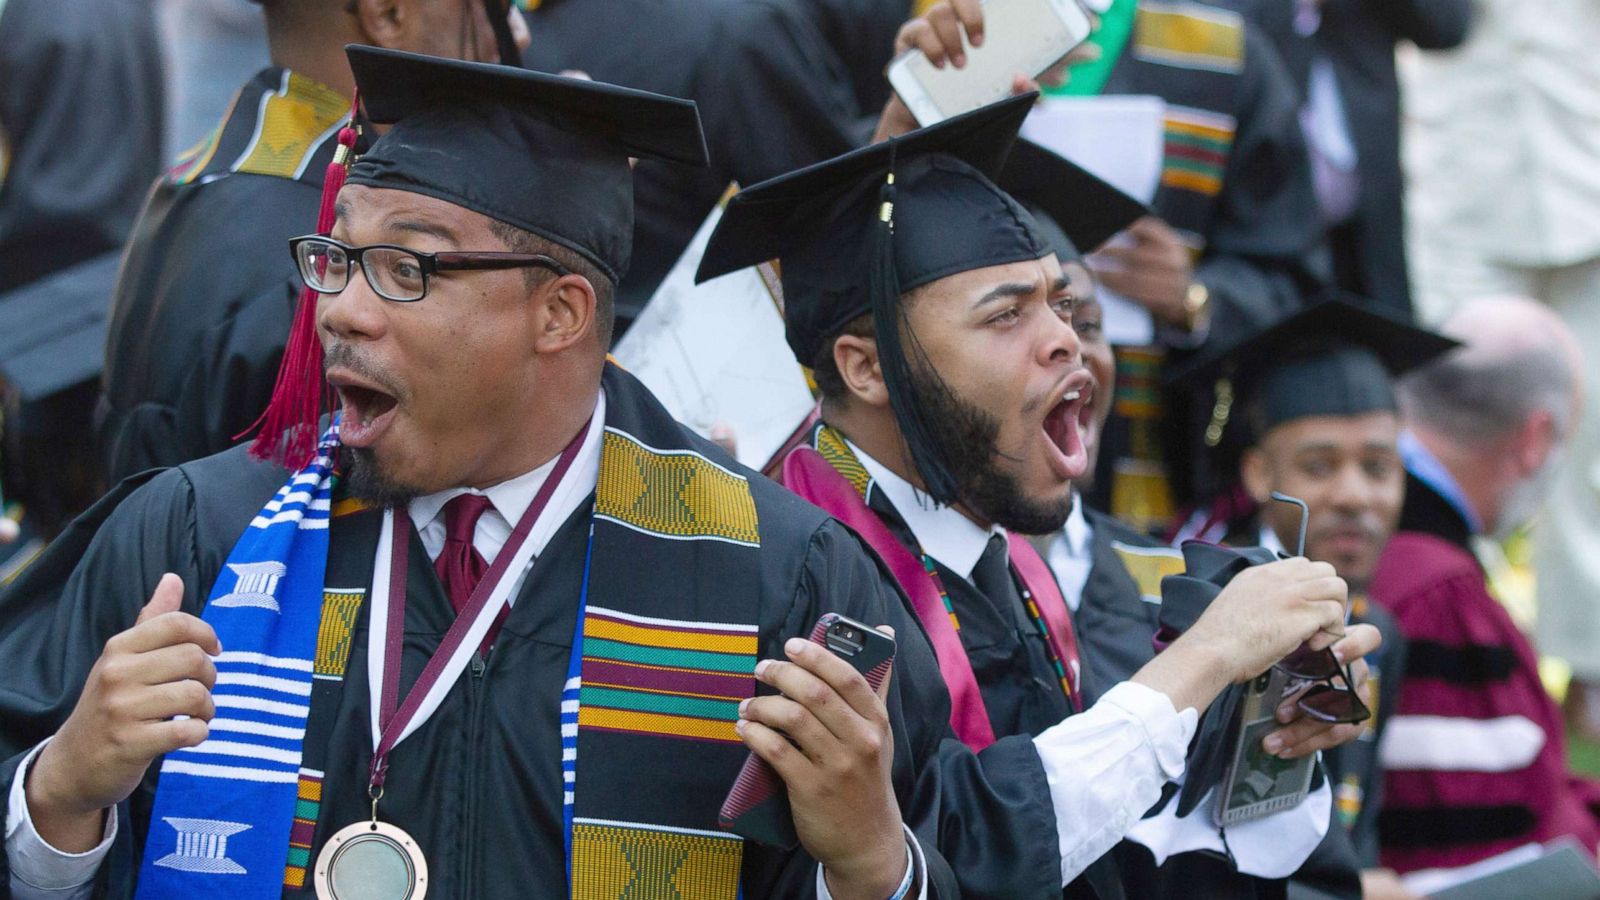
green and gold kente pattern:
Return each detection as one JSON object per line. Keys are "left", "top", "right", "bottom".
{"left": 595, "top": 430, "right": 760, "bottom": 546}
{"left": 571, "top": 820, "right": 743, "bottom": 900}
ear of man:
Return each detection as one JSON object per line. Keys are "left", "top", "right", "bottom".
{"left": 352, "top": 0, "right": 409, "bottom": 45}
{"left": 831, "top": 333, "right": 890, "bottom": 411}
{"left": 1240, "top": 446, "right": 1273, "bottom": 506}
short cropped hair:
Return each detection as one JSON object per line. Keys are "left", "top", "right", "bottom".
{"left": 487, "top": 218, "right": 617, "bottom": 349}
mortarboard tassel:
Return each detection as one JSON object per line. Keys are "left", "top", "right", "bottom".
{"left": 868, "top": 145, "right": 964, "bottom": 507}
{"left": 244, "top": 91, "right": 361, "bottom": 468}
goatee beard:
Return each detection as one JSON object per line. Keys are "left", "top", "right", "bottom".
{"left": 906, "top": 359, "right": 1073, "bottom": 535}
{"left": 345, "top": 447, "right": 421, "bottom": 509}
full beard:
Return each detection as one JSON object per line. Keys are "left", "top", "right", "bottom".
{"left": 345, "top": 447, "right": 422, "bottom": 509}
{"left": 907, "top": 360, "right": 1074, "bottom": 535}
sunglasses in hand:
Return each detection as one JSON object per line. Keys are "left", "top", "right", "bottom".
{"left": 1267, "top": 493, "right": 1372, "bottom": 726}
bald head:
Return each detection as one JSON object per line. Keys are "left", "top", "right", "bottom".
{"left": 1400, "top": 295, "right": 1583, "bottom": 446}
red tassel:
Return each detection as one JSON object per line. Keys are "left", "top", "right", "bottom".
{"left": 245, "top": 91, "right": 361, "bottom": 468}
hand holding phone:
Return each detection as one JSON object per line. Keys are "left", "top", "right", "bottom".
{"left": 721, "top": 614, "right": 896, "bottom": 849}
{"left": 887, "top": 0, "right": 1094, "bottom": 126}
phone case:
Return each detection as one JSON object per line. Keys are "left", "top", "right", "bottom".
{"left": 718, "top": 614, "right": 895, "bottom": 848}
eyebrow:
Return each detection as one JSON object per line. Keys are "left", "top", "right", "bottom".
{"left": 973, "top": 281, "right": 1041, "bottom": 310}
{"left": 386, "top": 218, "right": 458, "bottom": 244}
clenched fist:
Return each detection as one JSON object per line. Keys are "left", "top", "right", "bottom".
{"left": 26, "top": 574, "right": 218, "bottom": 852}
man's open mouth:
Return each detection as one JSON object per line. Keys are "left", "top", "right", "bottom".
{"left": 1041, "top": 372, "right": 1093, "bottom": 481}
{"left": 328, "top": 371, "right": 400, "bottom": 449}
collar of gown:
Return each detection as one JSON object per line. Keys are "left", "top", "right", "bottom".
{"left": 848, "top": 438, "right": 1004, "bottom": 580}
{"left": 407, "top": 391, "right": 607, "bottom": 557}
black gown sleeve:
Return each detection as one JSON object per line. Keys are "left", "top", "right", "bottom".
{"left": 1, "top": 448, "right": 282, "bottom": 899}
{"left": 695, "top": 0, "right": 861, "bottom": 189}
{"left": 0, "top": 468, "right": 205, "bottom": 899}
{"left": 1192, "top": 24, "right": 1327, "bottom": 347}
{"left": 779, "top": 523, "right": 1062, "bottom": 899}
{"left": 0, "top": 0, "right": 164, "bottom": 290}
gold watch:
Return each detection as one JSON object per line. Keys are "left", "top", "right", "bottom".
{"left": 1182, "top": 280, "right": 1210, "bottom": 332}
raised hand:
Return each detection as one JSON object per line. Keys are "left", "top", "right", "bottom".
{"left": 27, "top": 573, "right": 219, "bottom": 852}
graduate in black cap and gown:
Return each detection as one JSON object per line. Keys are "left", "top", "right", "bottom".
{"left": 97, "top": 0, "right": 529, "bottom": 484}
{"left": 2, "top": 47, "right": 955, "bottom": 900}
{"left": 697, "top": 94, "right": 1374, "bottom": 899}
{"left": 1079, "top": 300, "right": 1457, "bottom": 898}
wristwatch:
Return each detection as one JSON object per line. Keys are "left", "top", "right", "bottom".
{"left": 1182, "top": 280, "right": 1211, "bottom": 333}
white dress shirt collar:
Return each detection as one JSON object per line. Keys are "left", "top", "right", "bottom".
{"left": 1046, "top": 494, "right": 1094, "bottom": 613}
{"left": 408, "top": 391, "right": 606, "bottom": 564}
{"left": 848, "top": 439, "right": 1003, "bottom": 580}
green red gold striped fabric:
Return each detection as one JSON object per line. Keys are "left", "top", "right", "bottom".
{"left": 578, "top": 608, "right": 758, "bottom": 744}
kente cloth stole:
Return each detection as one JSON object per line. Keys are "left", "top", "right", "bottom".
{"left": 136, "top": 425, "right": 339, "bottom": 900}
{"left": 784, "top": 425, "right": 1082, "bottom": 751}
{"left": 161, "top": 366, "right": 762, "bottom": 899}
{"left": 563, "top": 376, "right": 765, "bottom": 899}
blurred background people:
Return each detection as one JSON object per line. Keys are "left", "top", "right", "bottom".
{"left": 0, "top": 0, "right": 165, "bottom": 580}
{"left": 1373, "top": 297, "right": 1594, "bottom": 876}
{"left": 1246, "top": 0, "right": 1472, "bottom": 317}
{"left": 1401, "top": 0, "right": 1600, "bottom": 740}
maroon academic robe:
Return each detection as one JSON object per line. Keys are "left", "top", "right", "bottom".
{"left": 1370, "top": 474, "right": 1600, "bottom": 874}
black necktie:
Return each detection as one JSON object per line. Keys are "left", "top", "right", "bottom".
{"left": 971, "top": 533, "right": 1023, "bottom": 610}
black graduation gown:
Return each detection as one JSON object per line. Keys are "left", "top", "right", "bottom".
{"left": 0, "top": 412, "right": 972, "bottom": 895}
{"left": 1085, "top": 1, "right": 1328, "bottom": 523}
{"left": 97, "top": 68, "right": 356, "bottom": 484}
{"left": 1073, "top": 508, "right": 1362, "bottom": 899}
{"left": 521, "top": 0, "right": 864, "bottom": 325}
{"left": 0, "top": 0, "right": 164, "bottom": 293}
{"left": 0, "top": 0, "right": 165, "bottom": 544}
{"left": 856, "top": 489, "right": 1140, "bottom": 900}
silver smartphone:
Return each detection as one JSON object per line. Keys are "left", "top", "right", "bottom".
{"left": 887, "top": 0, "right": 1094, "bottom": 127}
{"left": 1215, "top": 668, "right": 1317, "bottom": 825}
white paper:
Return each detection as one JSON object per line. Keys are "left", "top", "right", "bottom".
{"left": 613, "top": 201, "right": 816, "bottom": 471}
{"left": 1021, "top": 95, "right": 1167, "bottom": 345}
{"left": 1400, "top": 843, "right": 1544, "bottom": 896}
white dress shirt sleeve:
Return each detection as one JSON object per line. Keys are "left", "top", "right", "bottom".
{"left": 1125, "top": 765, "right": 1331, "bottom": 878}
{"left": 815, "top": 825, "right": 927, "bottom": 900}
{"left": 6, "top": 741, "right": 116, "bottom": 899}
{"left": 1032, "top": 681, "right": 1198, "bottom": 885}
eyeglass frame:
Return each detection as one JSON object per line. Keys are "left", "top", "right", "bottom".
{"left": 288, "top": 234, "right": 573, "bottom": 303}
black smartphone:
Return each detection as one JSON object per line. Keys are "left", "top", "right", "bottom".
{"left": 718, "top": 613, "right": 896, "bottom": 848}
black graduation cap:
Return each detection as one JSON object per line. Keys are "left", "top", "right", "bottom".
{"left": 1167, "top": 297, "right": 1461, "bottom": 450}
{"left": 696, "top": 94, "right": 1063, "bottom": 505}
{"left": 996, "top": 138, "right": 1150, "bottom": 264}
{"left": 344, "top": 45, "right": 708, "bottom": 283}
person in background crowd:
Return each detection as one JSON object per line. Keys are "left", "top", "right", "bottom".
{"left": 522, "top": 0, "right": 869, "bottom": 330}
{"left": 1244, "top": 0, "right": 1471, "bottom": 318}
{"left": 1174, "top": 300, "right": 1458, "bottom": 900}
{"left": 1372, "top": 296, "right": 1597, "bottom": 875}
{"left": 0, "top": 0, "right": 165, "bottom": 576}
{"left": 1403, "top": 0, "right": 1600, "bottom": 744}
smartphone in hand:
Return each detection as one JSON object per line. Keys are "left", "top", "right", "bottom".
{"left": 887, "top": 0, "right": 1094, "bottom": 126}
{"left": 719, "top": 614, "right": 896, "bottom": 848}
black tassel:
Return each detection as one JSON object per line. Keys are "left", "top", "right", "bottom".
{"left": 869, "top": 164, "right": 964, "bottom": 507}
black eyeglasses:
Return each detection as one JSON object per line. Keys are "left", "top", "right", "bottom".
{"left": 1270, "top": 492, "right": 1372, "bottom": 725}
{"left": 289, "top": 235, "right": 572, "bottom": 303}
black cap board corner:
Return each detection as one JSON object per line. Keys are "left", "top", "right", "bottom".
{"left": 997, "top": 138, "right": 1151, "bottom": 260}
{"left": 342, "top": 45, "right": 707, "bottom": 283}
